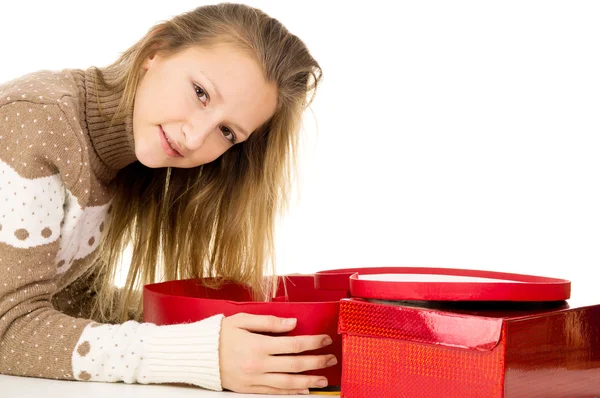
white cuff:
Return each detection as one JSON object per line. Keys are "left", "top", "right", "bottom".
{"left": 142, "top": 314, "right": 225, "bottom": 391}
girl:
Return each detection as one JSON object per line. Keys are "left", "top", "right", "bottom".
{"left": 0, "top": 3, "right": 335, "bottom": 395}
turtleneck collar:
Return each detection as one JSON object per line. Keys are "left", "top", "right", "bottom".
{"left": 71, "top": 65, "right": 138, "bottom": 181}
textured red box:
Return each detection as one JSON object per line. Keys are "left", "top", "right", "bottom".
{"left": 338, "top": 297, "right": 600, "bottom": 397}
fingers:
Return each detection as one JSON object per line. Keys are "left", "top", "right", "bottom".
{"left": 264, "top": 354, "right": 338, "bottom": 374}
{"left": 227, "top": 313, "right": 334, "bottom": 356}
{"left": 257, "top": 373, "right": 329, "bottom": 390}
{"left": 263, "top": 333, "right": 333, "bottom": 355}
{"left": 245, "top": 385, "right": 310, "bottom": 395}
{"left": 228, "top": 313, "right": 298, "bottom": 333}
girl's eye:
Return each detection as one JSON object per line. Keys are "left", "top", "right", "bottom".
{"left": 193, "top": 83, "right": 236, "bottom": 145}
{"left": 220, "top": 126, "right": 237, "bottom": 144}
{"left": 194, "top": 84, "right": 209, "bottom": 104}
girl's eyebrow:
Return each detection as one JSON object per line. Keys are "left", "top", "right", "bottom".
{"left": 200, "top": 70, "right": 224, "bottom": 101}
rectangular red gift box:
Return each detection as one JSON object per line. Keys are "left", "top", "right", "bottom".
{"left": 337, "top": 297, "right": 600, "bottom": 397}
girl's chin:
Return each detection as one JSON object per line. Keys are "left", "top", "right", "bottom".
{"left": 134, "top": 148, "right": 167, "bottom": 169}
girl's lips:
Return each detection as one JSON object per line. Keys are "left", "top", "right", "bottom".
{"left": 164, "top": 127, "right": 185, "bottom": 156}
{"left": 159, "top": 125, "right": 184, "bottom": 158}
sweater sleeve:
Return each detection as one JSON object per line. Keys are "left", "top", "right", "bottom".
{"left": 0, "top": 101, "right": 224, "bottom": 390}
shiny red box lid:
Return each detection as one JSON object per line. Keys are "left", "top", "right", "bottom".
{"left": 315, "top": 266, "right": 571, "bottom": 301}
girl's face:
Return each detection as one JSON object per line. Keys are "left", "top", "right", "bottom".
{"left": 132, "top": 43, "right": 278, "bottom": 168}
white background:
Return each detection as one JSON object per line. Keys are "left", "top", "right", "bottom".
{"left": 1, "top": 1, "right": 598, "bottom": 303}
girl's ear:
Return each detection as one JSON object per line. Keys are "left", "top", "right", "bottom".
{"left": 143, "top": 27, "right": 166, "bottom": 71}
{"left": 142, "top": 51, "right": 157, "bottom": 71}
{"left": 142, "top": 43, "right": 164, "bottom": 71}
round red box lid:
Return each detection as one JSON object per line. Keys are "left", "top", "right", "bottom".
{"left": 315, "top": 267, "right": 570, "bottom": 301}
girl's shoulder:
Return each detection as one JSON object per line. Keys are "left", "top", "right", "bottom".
{"left": 0, "top": 69, "right": 81, "bottom": 108}
{"left": 0, "top": 69, "right": 89, "bottom": 191}
{"left": 0, "top": 68, "right": 85, "bottom": 136}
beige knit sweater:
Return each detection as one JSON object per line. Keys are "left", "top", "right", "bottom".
{"left": 0, "top": 67, "right": 224, "bottom": 390}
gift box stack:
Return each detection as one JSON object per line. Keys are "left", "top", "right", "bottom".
{"left": 144, "top": 267, "right": 600, "bottom": 397}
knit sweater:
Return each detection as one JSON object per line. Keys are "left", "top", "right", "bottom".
{"left": 0, "top": 67, "right": 224, "bottom": 390}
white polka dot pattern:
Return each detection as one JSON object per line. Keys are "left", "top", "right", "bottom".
{"left": 0, "top": 158, "right": 108, "bottom": 275}
{"left": 72, "top": 321, "right": 156, "bottom": 384}
{"left": 72, "top": 315, "right": 224, "bottom": 390}
{"left": 56, "top": 190, "right": 109, "bottom": 275}
{"left": 0, "top": 158, "right": 64, "bottom": 248}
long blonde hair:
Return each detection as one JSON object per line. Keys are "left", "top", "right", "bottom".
{"left": 90, "top": 3, "right": 322, "bottom": 323}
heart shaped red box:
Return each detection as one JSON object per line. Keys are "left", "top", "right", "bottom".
{"left": 143, "top": 275, "right": 347, "bottom": 386}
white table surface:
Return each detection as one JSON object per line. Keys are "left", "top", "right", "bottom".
{"left": 0, "top": 375, "right": 337, "bottom": 398}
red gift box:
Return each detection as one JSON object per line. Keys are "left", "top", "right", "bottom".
{"left": 316, "top": 267, "right": 597, "bottom": 397}
{"left": 338, "top": 297, "right": 600, "bottom": 397}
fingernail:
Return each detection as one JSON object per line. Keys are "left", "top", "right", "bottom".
{"left": 322, "top": 337, "right": 333, "bottom": 346}
{"left": 282, "top": 318, "right": 297, "bottom": 325}
{"left": 316, "top": 379, "right": 328, "bottom": 387}
{"left": 298, "top": 389, "right": 309, "bottom": 395}
{"left": 327, "top": 356, "right": 338, "bottom": 366}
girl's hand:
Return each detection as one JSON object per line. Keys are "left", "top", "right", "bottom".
{"left": 219, "top": 313, "right": 337, "bottom": 395}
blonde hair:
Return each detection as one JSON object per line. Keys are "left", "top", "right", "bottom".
{"left": 90, "top": 3, "right": 322, "bottom": 323}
